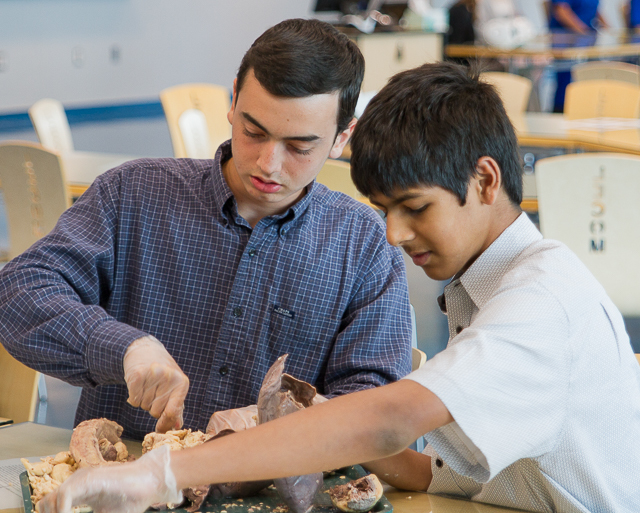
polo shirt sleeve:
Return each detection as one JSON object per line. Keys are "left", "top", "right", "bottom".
{"left": 0, "top": 167, "right": 148, "bottom": 388}
{"left": 405, "top": 278, "right": 571, "bottom": 482}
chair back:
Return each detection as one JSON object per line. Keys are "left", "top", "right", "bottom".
{"left": 316, "top": 159, "right": 363, "bottom": 200}
{"left": 160, "top": 83, "right": 231, "bottom": 158}
{"left": 480, "top": 72, "right": 532, "bottom": 118}
{"left": 0, "top": 141, "right": 71, "bottom": 259}
{"left": 28, "top": 98, "right": 74, "bottom": 153}
{"left": 411, "top": 347, "right": 427, "bottom": 372}
{"left": 0, "top": 343, "right": 40, "bottom": 423}
{"left": 572, "top": 61, "right": 640, "bottom": 87}
{"left": 536, "top": 153, "right": 640, "bottom": 316}
{"left": 564, "top": 80, "right": 640, "bottom": 119}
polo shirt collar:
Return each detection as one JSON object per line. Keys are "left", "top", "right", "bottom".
{"left": 460, "top": 212, "right": 542, "bottom": 310}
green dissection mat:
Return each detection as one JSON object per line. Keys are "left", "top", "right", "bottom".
{"left": 22, "top": 465, "right": 393, "bottom": 513}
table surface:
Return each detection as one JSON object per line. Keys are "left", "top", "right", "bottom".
{"left": 446, "top": 29, "right": 640, "bottom": 60}
{"left": 61, "top": 150, "right": 140, "bottom": 186}
{"left": 517, "top": 112, "right": 640, "bottom": 153}
{"left": 0, "top": 422, "right": 524, "bottom": 513}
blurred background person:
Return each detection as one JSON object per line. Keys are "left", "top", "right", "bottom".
{"left": 548, "top": 0, "right": 608, "bottom": 112}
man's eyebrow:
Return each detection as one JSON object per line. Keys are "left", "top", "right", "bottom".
{"left": 241, "top": 112, "right": 321, "bottom": 142}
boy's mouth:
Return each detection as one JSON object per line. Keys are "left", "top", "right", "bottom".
{"left": 410, "top": 251, "right": 431, "bottom": 267}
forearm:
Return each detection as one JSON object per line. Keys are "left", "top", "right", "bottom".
{"left": 362, "top": 448, "right": 432, "bottom": 491}
{"left": 171, "top": 380, "right": 451, "bottom": 490}
{"left": 553, "top": 4, "right": 590, "bottom": 33}
{"left": 0, "top": 266, "right": 145, "bottom": 386}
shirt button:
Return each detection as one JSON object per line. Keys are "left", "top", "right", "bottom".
{"left": 456, "top": 326, "right": 463, "bottom": 334}
{"left": 233, "top": 307, "right": 243, "bottom": 317}
{"left": 248, "top": 249, "right": 257, "bottom": 257}
{"left": 219, "top": 366, "right": 229, "bottom": 376}
{"left": 435, "top": 458, "right": 444, "bottom": 468}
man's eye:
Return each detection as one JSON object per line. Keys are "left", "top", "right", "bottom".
{"left": 243, "top": 128, "right": 262, "bottom": 138}
{"left": 292, "top": 147, "right": 312, "bottom": 156}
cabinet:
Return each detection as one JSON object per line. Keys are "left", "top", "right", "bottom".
{"left": 352, "top": 31, "right": 443, "bottom": 91}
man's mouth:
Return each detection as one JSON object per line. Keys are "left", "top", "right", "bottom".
{"left": 251, "top": 176, "right": 282, "bottom": 193}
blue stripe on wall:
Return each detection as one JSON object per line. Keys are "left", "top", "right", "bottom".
{"left": 0, "top": 101, "right": 165, "bottom": 133}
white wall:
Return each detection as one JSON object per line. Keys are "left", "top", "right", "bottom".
{"left": 0, "top": 0, "right": 314, "bottom": 111}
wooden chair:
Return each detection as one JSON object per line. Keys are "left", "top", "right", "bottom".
{"left": 564, "top": 80, "right": 640, "bottom": 119}
{"left": 28, "top": 98, "right": 74, "bottom": 153}
{"left": 571, "top": 61, "right": 640, "bottom": 87}
{"left": 0, "top": 141, "right": 71, "bottom": 259}
{"left": 0, "top": 343, "right": 40, "bottom": 423}
{"left": 411, "top": 347, "right": 427, "bottom": 372}
{"left": 316, "top": 159, "right": 362, "bottom": 199}
{"left": 159, "top": 83, "right": 231, "bottom": 158}
{"left": 480, "top": 72, "right": 533, "bottom": 119}
{"left": 536, "top": 153, "right": 640, "bottom": 316}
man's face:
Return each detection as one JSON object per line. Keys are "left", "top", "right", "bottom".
{"left": 225, "top": 70, "right": 353, "bottom": 218}
{"left": 369, "top": 181, "right": 493, "bottom": 281}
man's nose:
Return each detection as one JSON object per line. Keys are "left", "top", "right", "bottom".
{"left": 385, "top": 213, "right": 414, "bottom": 247}
{"left": 257, "top": 142, "right": 283, "bottom": 175}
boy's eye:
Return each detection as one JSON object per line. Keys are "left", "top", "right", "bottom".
{"left": 407, "top": 204, "right": 429, "bottom": 215}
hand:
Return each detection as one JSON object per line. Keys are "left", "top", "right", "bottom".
{"left": 37, "top": 445, "right": 182, "bottom": 513}
{"left": 123, "top": 336, "right": 189, "bottom": 433}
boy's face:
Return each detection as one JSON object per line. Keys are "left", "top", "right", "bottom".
{"left": 369, "top": 178, "right": 495, "bottom": 281}
{"left": 225, "top": 70, "right": 353, "bottom": 217}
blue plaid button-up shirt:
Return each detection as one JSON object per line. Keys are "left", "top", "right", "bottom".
{"left": 0, "top": 142, "right": 411, "bottom": 440}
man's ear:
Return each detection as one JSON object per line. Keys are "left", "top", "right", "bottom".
{"left": 474, "top": 156, "right": 502, "bottom": 206}
{"left": 329, "top": 118, "right": 357, "bottom": 159}
{"left": 227, "top": 78, "right": 238, "bottom": 125}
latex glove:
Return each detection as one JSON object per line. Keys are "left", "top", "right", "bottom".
{"left": 37, "top": 445, "right": 182, "bottom": 513}
{"left": 123, "top": 335, "right": 189, "bottom": 433}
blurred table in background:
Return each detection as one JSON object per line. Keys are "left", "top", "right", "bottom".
{"left": 446, "top": 30, "right": 640, "bottom": 68}
{"left": 514, "top": 112, "right": 640, "bottom": 212}
{"left": 61, "top": 151, "right": 138, "bottom": 198}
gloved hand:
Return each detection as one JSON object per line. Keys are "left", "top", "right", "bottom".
{"left": 37, "top": 445, "right": 182, "bottom": 513}
{"left": 123, "top": 335, "right": 189, "bottom": 433}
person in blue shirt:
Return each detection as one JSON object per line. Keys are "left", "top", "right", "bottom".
{"left": 548, "top": 0, "right": 607, "bottom": 112}
{"left": 0, "top": 19, "right": 412, "bottom": 441}
{"left": 549, "top": 0, "right": 604, "bottom": 33}
{"left": 628, "top": 0, "right": 640, "bottom": 28}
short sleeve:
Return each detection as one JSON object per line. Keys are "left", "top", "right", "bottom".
{"left": 405, "top": 280, "right": 571, "bottom": 481}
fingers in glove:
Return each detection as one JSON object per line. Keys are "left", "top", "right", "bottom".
{"left": 154, "top": 378, "right": 189, "bottom": 433}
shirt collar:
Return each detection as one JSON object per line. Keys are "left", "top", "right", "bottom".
{"left": 210, "top": 140, "right": 318, "bottom": 229}
{"left": 459, "top": 212, "right": 542, "bottom": 310}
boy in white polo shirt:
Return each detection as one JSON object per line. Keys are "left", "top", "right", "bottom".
{"left": 40, "top": 62, "right": 640, "bottom": 513}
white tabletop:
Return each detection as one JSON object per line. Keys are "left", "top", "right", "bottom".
{"left": 60, "top": 151, "right": 139, "bottom": 186}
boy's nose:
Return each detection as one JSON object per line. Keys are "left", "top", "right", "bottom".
{"left": 385, "top": 214, "right": 414, "bottom": 247}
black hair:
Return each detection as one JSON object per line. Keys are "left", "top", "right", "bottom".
{"left": 350, "top": 61, "right": 522, "bottom": 206}
{"left": 236, "top": 18, "right": 365, "bottom": 134}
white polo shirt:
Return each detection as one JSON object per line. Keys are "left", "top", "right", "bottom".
{"left": 406, "top": 213, "right": 640, "bottom": 512}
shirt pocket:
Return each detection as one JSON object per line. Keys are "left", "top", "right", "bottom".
{"left": 266, "top": 303, "right": 339, "bottom": 357}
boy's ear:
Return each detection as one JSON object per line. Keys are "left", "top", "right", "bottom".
{"left": 329, "top": 118, "right": 357, "bottom": 159}
{"left": 474, "top": 156, "right": 502, "bottom": 206}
